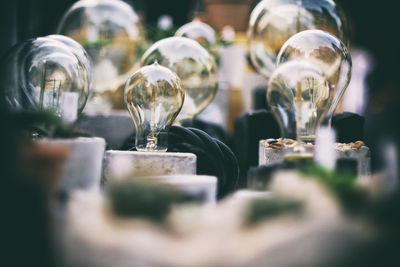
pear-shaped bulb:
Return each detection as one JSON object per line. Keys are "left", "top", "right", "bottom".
{"left": 267, "top": 60, "right": 333, "bottom": 143}
{"left": 125, "top": 61, "right": 185, "bottom": 152}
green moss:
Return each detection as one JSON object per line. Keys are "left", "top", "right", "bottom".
{"left": 245, "top": 197, "right": 303, "bottom": 226}
{"left": 108, "top": 179, "right": 187, "bottom": 223}
{"left": 298, "top": 164, "right": 367, "bottom": 213}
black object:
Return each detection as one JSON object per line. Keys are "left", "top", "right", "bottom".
{"left": 181, "top": 117, "right": 233, "bottom": 149}
{"left": 233, "top": 109, "right": 280, "bottom": 188}
{"left": 168, "top": 125, "right": 239, "bottom": 198}
{"left": 332, "top": 112, "right": 365, "bottom": 143}
{"left": 336, "top": 158, "right": 358, "bottom": 178}
{"left": 247, "top": 163, "right": 281, "bottom": 190}
{"left": 252, "top": 86, "right": 269, "bottom": 111}
{"left": 364, "top": 102, "right": 400, "bottom": 173}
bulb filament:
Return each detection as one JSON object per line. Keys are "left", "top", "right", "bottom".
{"left": 146, "top": 135, "right": 158, "bottom": 150}
{"left": 295, "top": 81, "right": 303, "bottom": 150}
{"left": 39, "top": 60, "right": 47, "bottom": 109}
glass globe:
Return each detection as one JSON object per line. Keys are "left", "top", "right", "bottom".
{"left": 141, "top": 37, "right": 218, "bottom": 122}
{"left": 46, "top": 34, "right": 92, "bottom": 83}
{"left": 175, "top": 19, "right": 217, "bottom": 54}
{"left": 277, "top": 29, "right": 351, "bottom": 118}
{"left": 57, "top": 0, "right": 145, "bottom": 109}
{"left": 0, "top": 37, "right": 90, "bottom": 120}
{"left": 247, "top": 0, "right": 348, "bottom": 80}
{"left": 267, "top": 60, "right": 333, "bottom": 143}
{"left": 125, "top": 61, "right": 185, "bottom": 152}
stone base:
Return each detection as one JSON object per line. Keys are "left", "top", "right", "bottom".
{"left": 259, "top": 140, "right": 371, "bottom": 176}
{"left": 103, "top": 150, "right": 197, "bottom": 183}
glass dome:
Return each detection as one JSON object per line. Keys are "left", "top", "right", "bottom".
{"left": 141, "top": 37, "right": 218, "bottom": 122}
{"left": 0, "top": 37, "right": 90, "bottom": 120}
{"left": 125, "top": 61, "right": 185, "bottom": 152}
{"left": 57, "top": 0, "right": 145, "bottom": 109}
{"left": 247, "top": 0, "right": 348, "bottom": 80}
{"left": 277, "top": 29, "right": 351, "bottom": 117}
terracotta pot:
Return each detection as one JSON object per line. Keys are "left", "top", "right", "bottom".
{"left": 23, "top": 142, "right": 71, "bottom": 198}
{"left": 35, "top": 137, "right": 106, "bottom": 194}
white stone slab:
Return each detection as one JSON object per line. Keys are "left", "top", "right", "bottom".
{"left": 103, "top": 150, "right": 197, "bottom": 183}
{"left": 259, "top": 139, "right": 371, "bottom": 176}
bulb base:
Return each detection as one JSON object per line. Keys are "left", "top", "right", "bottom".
{"left": 136, "top": 132, "right": 168, "bottom": 152}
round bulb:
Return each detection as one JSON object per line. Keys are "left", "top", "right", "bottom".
{"left": 57, "top": 0, "right": 145, "bottom": 108}
{"left": 247, "top": 0, "right": 348, "bottom": 80}
{"left": 125, "top": 61, "right": 185, "bottom": 152}
{"left": 277, "top": 29, "right": 351, "bottom": 117}
{"left": 141, "top": 37, "right": 218, "bottom": 122}
{"left": 46, "top": 34, "right": 92, "bottom": 83}
{"left": 0, "top": 37, "right": 90, "bottom": 121}
{"left": 267, "top": 60, "right": 333, "bottom": 142}
{"left": 175, "top": 19, "right": 217, "bottom": 53}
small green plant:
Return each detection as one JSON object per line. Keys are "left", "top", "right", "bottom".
{"left": 12, "top": 110, "right": 89, "bottom": 139}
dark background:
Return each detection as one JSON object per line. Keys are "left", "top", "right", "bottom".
{"left": 0, "top": 0, "right": 199, "bottom": 57}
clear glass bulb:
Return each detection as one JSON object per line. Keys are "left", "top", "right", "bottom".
{"left": 46, "top": 34, "right": 92, "bottom": 83}
{"left": 125, "top": 61, "right": 185, "bottom": 152}
{"left": 141, "top": 37, "right": 218, "bottom": 122}
{"left": 175, "top": 19, "right": 217, "bottom": 55}
{"left": 57, "top": 0, "right": 145, "bottom": 109}
{"left": 247, "top": 0, "right": 348, "bottom": 80}
{"left": 276, "top": 29, "right": 351, "bottom": 118}
{"left": 0, "top": 36, "right": 90, "bottom": 121}
{"left": 267, "top": 60, "right": 333, "bottom": 143}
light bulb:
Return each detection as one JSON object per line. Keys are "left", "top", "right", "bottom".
{"left": 247, "top": 0, "right": 348, "bottom": 80}
{"left": 57, "top": 0, "right": 145, "bottom": 109}
{"left": 124, "top": 61, "right": 185, "bottom": 152}
{"left": 46, "top": 34, "right": 92, "bottom": 83}
{"left": 141, "top": 37, "right": 218, "bottom": 122}
{"left": 276, "top": 29, "right": 351, "bottom": 118}
{"left": 267, "top": 60, "right": 333, "bottom": 143}
{"left": 0, "top": 36, "right": 90, "bottom": 122}
{"left": 175, "top": 19, "right": 217, "bottom": 55}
